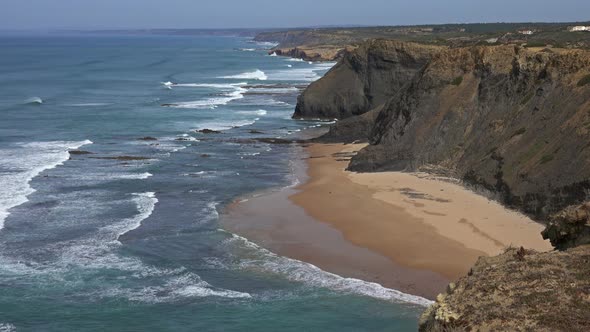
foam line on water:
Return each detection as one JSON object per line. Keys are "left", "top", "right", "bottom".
{"left": 114, "top": 192, "right": 158, "bottom": 240}
{"left": 0, "top": 140, "right": 93, "bottom": 230}
{"left": 224, "top": 232, "right": 434, "bottom": 307}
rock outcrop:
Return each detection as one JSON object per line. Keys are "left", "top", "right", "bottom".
{"left": 302, "top": 40, "right": 590, "bottom": 222}
{"left": 542, "top": 202, "right": 590, "bottom": 250}
{"left": 271, "top": 46, "right": 353, "bottom": 62}
{"left": 294, "top": 40, "right": 441, "bottom": 119}
{"left": 418, "top": 245, "right": 590, "bottom": 331}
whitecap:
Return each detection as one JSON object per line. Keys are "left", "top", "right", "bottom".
{"left": 0, "top": 140, "right": 93, "bottom": 230}
{"left": 165, "top": 84, "right": 247, "bottom": 109}
{"left": 236, "top": 109, "right": 267, "bottom": 116}
{"left": 269, "top": 52, "right": 278, "bottom": 57}
{"left": 0, "top": 323, "right": 16, "bottom": 332}
{"left": 220, "top": 70, "right": 267, "bottom": 81}
{"left": 24, "top": 97, "right": 43, "bottom": 105}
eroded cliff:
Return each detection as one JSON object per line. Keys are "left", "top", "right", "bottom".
{"left": 296, "top": 40, "right": 590, "bottom": 330}
{"left": 303, "top": 41, "right": 590, "bottom": 222}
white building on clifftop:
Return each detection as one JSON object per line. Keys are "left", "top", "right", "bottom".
{"left": 569, "top": 26, "right": 590, "bottom": 32}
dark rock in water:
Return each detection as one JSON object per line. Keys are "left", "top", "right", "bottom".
{"left": 138, "top": 136, "right": 158, "bottom": 141}
{"left": 90, "top": 156, "right": 151, "bottom": 161}
{"left": 542, "top": 202, "right": 590, "bottom": 250}
{"left": 197, "top": 129, "right": 222, "bottom": 134}
{"left": 255, "top": 138, "right": 304, "bottom": 144}
{"left": 248, "top": 130, "right": 264, "bottom": 134}
{"left": 200, "top": 154, "right": 211, "bottom": 158}
{"left": 175, "top": 137, "right": 192, "bottom": 141}
{"left": 161, "top": 103, "right": 176, "bottom": 107}
{"left": 68, "top": 150, "right": 93, "bottom": 155}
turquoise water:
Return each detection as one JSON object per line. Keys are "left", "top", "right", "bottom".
{"left": 0, "top": 34, "right": 427, "bottom": 331}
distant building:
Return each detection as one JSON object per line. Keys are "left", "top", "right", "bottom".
{"left": 486, "top": 38, "right": 499, "bottom": 44}
{"left": 518, "top": 30, "right": 534, "bottom": 35}
{"left": 569, "top": 26, "right": 590, "bottom": 32}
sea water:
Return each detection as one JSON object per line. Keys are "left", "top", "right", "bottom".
{"left": 0, "top": 34, "right": 427, "bottom": 331}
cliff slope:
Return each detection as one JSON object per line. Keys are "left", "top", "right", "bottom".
{"left": 297, "top": 40, "right": 590, "bottom": 330}
{"left": 418, "top": 244, "right": 590, "bottom": 332}
{"left": 304, "top": 42, "right": 590, "bottom": 222}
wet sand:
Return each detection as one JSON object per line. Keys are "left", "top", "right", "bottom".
{"left": 221, "top": 143, "right": 552, "bottom": 299}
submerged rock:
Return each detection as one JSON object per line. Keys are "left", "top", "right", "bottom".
{"left": 197, "top": 129, "right": 222, "bottom": 134}
{"left": 68, "top": 150, "right": 93, "bottom": 155}
{"left": 90, "top": 156, "right": 151, "bottom": 161}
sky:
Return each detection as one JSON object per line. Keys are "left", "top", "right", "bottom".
{"left": 1, "top": 0, "right": 589, "bottom": 30}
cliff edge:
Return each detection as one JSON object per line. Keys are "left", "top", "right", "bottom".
{"left": 295, "top": 39, "right": 590, "bottom": 330}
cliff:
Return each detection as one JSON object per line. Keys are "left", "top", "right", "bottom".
{"left": 303, "top": 41, "right": 590, "bottom": 222}
{"left": 418, "top": 244, "right": 590, "bottom": 331}
{"left": 295, "top": 39, "right": 590, "bottom": 330}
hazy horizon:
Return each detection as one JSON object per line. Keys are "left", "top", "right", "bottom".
{"left": 1, "top": 0, "right": 589, "bottom": 30}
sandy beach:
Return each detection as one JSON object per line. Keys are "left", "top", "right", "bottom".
{"left": 222, "top": 143, "right": 553, "bottom": 299}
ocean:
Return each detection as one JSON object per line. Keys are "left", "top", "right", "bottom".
{"left": 0, "top": 34, "right": 426, "bottom": 331}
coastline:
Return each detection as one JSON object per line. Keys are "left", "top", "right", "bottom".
{"left": 221, "top": 142, "right": 553, "bottom": 300}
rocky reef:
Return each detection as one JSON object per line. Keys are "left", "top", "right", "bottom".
{"left": 292, "top": 38, "right": 590, "bottom": 330}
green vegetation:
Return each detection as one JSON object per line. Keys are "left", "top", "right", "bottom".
{"left": 511, "top": 127, "right": 527, "bottom": 138}
{"left": 256, "top": 21, "right": 590, "bottom": 50}
{"left": 577, "top": 74, "right": 590, "bottom": 87}
{"left": 521, "top": 91, "right": 535, "bottom": 105}
{"left": 540, "top": 154, "right": 555, "bottom": 164}
{"left": 450, "top": 76, "right": 463, "bottom": 86}
{"left": 524, "top": 41, "right": 548, "bottom": 48}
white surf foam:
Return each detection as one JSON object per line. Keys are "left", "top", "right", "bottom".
{"left": 269, "top": 52, "right": 277, "bottom": 57}
{"left": 65, "top": 103, "right": 111, "bottom": 107}
{"left": 0, "top": 323, "right": 16, "bottom": 332}
{"left": 166, "top": 84, "right": 248, "bottom": 109}
{"left": 24, "top": 97, "right": 43, "bottom": 105}
{"left": 102, "top": 192, "right": 158, "bottom": 241}
{"left": 236, "top": 109, "right": 267, "bottom": 116}
{"left": 256, "top": 41, "right": 279, "bottom": 48}
{"left": 221, "top": 70, "right": 268, "bottom": 81}
{"left": 266, "top": 62, "right": 336, "bottom": 82}
{"left": 287, "top": 58, "right": 305, "bottom": 62}
{"left": 247, "top": 86, "right": 300, "bottom": 94}
{"left": 194, "top": 119, "right": 258, "bottom": 131}
{"left": 0, "top": 140, "right": 93, "bottom": 230}
{"left": 225, "top": 233, "right": 434, "bottom": 307}
{"left": 103, "top": 272, "right": 251, "bottom": 303}
{"left": 171, "top": 83, "right": 247, "bottom": 89}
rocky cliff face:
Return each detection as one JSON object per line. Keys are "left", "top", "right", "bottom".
{"left": 294, "top": 40, "right": 441, "bottom": 120}
{"left": 418, "top": 245, "right": 590, "bottom": 331}
{"left": 298, "top": 39, "right": 590, "bottom": 331}
{"left": 303, "top": 41, "right": 590, "bottom": 222}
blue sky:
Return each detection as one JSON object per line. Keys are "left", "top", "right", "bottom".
{"left": 1, "top": 0, "right": 589, "bottom": 30}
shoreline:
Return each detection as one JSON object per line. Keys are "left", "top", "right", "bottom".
{"left": 221, "top": 142, "right": 553, "bottom": 300}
